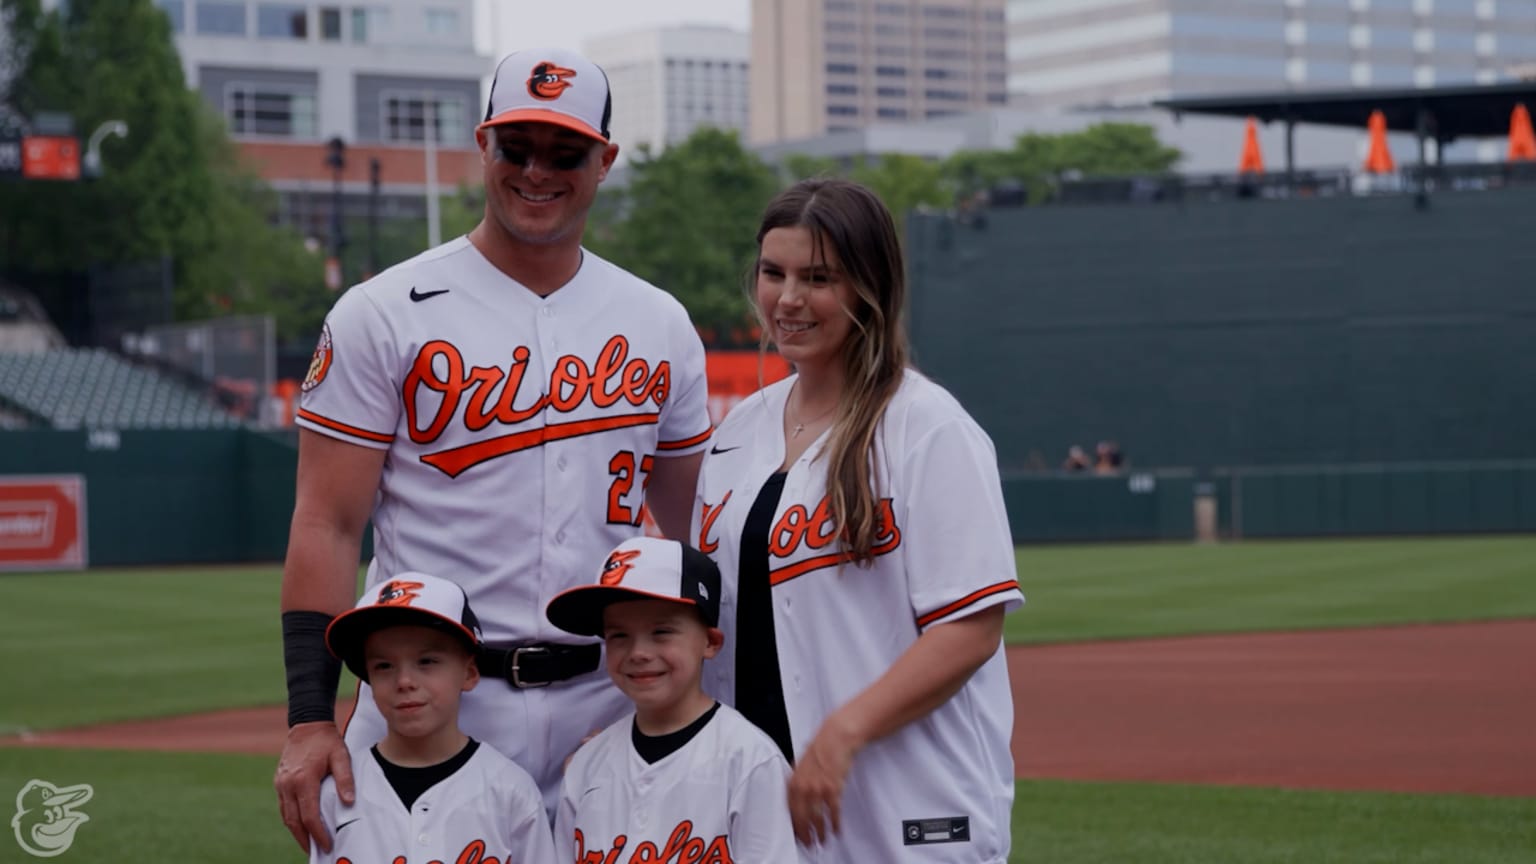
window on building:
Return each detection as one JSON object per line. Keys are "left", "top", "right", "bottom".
{"left": 924, "top": 68, "right": 957, "bottom": 79}
{"left": 196, "top": 1, "right": 246, "bottom": 36}
{"left": 827, "top": 83, "right": 859, "bottom": 95}
{"left": 352, "top": 7, "right": 389, "bottom": 43}
{"left": 826, "top": 41, "right": 857, "bottom": 53}
{"left": 228, "top": 85, "right": 317, "bottom": 138}
{"left": 155, "top": 0, "right": 185, "bottom": 33}
{"left": 875, "top": 65, "right": 907, "bottom": 77}
{"left": 987, "top": 92, "right": 1007, "bottom": 104}
{"left": 828, "top": 124, "right": 857, "bottom": 133}
{"left": 826, "top": 0, "right": 858, "bottom": 9}
{"left": 925, "top": 109, "right": 957, "bottom": 119}
{"left": 877, "top": 107, "right": 908, "bottom": 118}
{"left": 826, "top": 19, "right": 858, "bottom": 32}
{"left": 922, "top": 5, "right": 967, "bottom": 18}
{"left": 924, "top": 88, "right": 966, "bottom": 101}
{"left": 826, "top": 62, "right": 859, "bottom": 74}
{"left": 924, "top": 27, "right": 966, "bottom": 39}
{"left": 875, "top": 24, "right": 906, "bottom": 36}
{"left": 877, "top": 86, "right": 907, "bottom": 97}
{"left": 827, "top": 104, "right": 860, "bottom": 117}
{"left": 425, "top": 8, "right": 457, "bottom": 36}
{"left": 257, "top": 4, "right": 307, "bottom": 38}
{"left": 384, "top": 94, "right": 467, "bottom": 146}
{"left": 320, "top": 7, "right": 341, "bottom": 39}
{"left": 875, "top": 3, "right": 908, "bottom": 14}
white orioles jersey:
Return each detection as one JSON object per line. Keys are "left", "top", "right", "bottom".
{"left": 298, "top": 238, "right": 713, "bottom": 802}
{"left": 692, "top": 371, "right": 1024, "bottom": 864}
{"left": 311, "top": 741, "right": 557, "bottom": 864}
{"left": 554, "top": 705, "right": 802, "bottom": 864}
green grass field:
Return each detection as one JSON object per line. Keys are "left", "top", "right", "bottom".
{"left": 2, "top": 536, "right": 1532, "bottom": 862}
{"left": 1, "top": 749, "right": 1530, "bottom": 864}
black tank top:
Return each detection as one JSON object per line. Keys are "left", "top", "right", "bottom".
{"left": 734, "top": 471, "right": 794, "bottom": 763}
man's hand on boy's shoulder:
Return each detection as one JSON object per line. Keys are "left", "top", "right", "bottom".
{"left": 276, "top": 722, "right": 355, "bottom": 853}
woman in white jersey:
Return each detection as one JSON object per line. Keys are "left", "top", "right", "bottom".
{"left": 692, "top": 178, "right": 1025, "bottom": 863}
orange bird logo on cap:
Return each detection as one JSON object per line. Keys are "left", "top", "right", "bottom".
{"left": 600, "top": 549, "right": 641, "bottom": 585}
{"left": 527, "top": 62, "right": 576, "bottom": 100}
{"left": 376, "top": 580, "right": 424, "bottom": 606}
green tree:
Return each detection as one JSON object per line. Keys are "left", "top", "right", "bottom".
{"left": 944, "top": 122, "right": 1182, "bottom": 204}
{"left": 599, "top": 128, "right": 779, "bottom": 341}
{"left": 0, "top": 0, "right": 323, "bottom": 339}
{"left": 848, "top": 153, "right": 951, "bottom": 233}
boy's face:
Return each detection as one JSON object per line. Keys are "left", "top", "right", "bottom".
{"left": 363, "top": 625, "right": 479, "bottom": 741}
{"left": 601, "top": 599, "right": 722, "bottom": 718}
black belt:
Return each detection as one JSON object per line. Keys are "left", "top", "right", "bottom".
{"left": 478, "top": 642, "right": 601, "bottom": 689}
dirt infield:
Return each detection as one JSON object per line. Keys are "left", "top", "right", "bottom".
{"left": 8, "top": 620, "right": 1535, "bottom": 796}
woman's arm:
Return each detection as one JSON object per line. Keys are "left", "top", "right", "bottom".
{"left": 787, "top": 604, "right": 1006, "bottom": 845}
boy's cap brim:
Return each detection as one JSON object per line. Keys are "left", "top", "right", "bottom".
{"left": 545, "top": 585, "right": 709, "bottom": 637}
{"left": 325, "top": 573, "right": 482, "bottom": 681}
{"left": 545, "top": 537, "right": 721, "bottom": 637}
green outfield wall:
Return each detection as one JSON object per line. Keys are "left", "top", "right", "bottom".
{"left": 4, "top": 431, "right": 1533, "bottom": 564}
{"left": 907, "top": 185, "right": 1536, "bottom": 472}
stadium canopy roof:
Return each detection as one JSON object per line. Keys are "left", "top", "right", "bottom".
{"left": 1155, "top": 81, "right": 1536, "bottom": 142}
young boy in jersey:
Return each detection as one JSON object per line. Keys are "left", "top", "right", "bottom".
{"left": 546, "top": 537, "right": 802, "bottom": 863}
{"left": 317, "top": 573, "right": 557, "bottom": 864}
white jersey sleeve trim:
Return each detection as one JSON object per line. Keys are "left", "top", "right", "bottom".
{"left": 295, "top": 407, "right": 395, "bottom": 449}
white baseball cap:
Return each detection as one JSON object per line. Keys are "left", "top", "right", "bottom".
{"left": 478, "top": 47, "right": 612, "bottom": 142}
{"left": 546, "top": 538, "right": 722, "bottom": 637}
{"left": 326, "top": 573, "right": 483, "bottom": 681}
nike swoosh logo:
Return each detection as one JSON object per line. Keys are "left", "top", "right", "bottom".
{"left": 410, "top": 287, "right": 449, "bottom": 302}
{"left": 336, "top": 818, "right": 360, "bottom": 833}
{"left": 710, "top": 445, "right": 740, "bottom": 455}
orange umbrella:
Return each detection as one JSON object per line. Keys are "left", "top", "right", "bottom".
{"left": 1238, "top": 116, "right": 1265, "bottom": 174}
{"left": 1362, "top": 109, "right": 1396, "bottom": 174}
{"left": 1509, "top": 103, "right": 1536, "bottom": 162}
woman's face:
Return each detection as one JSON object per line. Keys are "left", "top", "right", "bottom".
{"left": 755, "top": 226, "right": 860, "bottom": 375}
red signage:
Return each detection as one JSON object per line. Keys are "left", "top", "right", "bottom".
{"left": 0, "top": 476, "right": 87, "bottom": 571}
{"left": 21, "top": 135, "right": 81, "bottom": 181}
{"left": 705, "top": 351, "right": 792, "bottom": 426}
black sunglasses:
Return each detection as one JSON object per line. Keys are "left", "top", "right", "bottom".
{"left": 495, "top": 144, "right": 591, "bottom": 172}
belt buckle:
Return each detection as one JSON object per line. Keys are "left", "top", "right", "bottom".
{"left": 510, "top": 646, "right": 551, "bottom": 689}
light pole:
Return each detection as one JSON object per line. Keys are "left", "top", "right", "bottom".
{"left": 82, "top": 120, "right": 128, "bottom": 179}
{"left": 368, "top": 156, "right": 381, "bottom": 280}
{"left": 325, "top": 136, "right": 347, "bottom": 290}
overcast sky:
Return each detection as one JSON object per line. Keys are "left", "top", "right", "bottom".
{"left": 476, "top": 0, "right": 751, "bottom": 59}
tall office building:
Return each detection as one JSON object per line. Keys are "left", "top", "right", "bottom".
{"left": 750, "top": 0, "right": 1008, "bottom": 145}
{"left": 1007, "top": 0, "right": 1536, "bottom": 110}
{"left": 585, "top": 25, "right": 750, "bottom": 159}
{"left": 154, "top": 0, "right": 489, "bottom": 239}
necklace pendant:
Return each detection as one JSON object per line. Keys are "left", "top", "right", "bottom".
{"left": 792, "top": 423, "right": 804, "bottom": 438}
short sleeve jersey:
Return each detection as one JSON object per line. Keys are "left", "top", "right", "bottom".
{"left": 298, "top": 239, "right": 712, "bottom": 643}
{"left": 553, "top": 705, "right": 802, "bottom": 864}
{"left": 692, "top": 370, "right": 1024, "bottom": 862}
{"left": 311, "top": 740, "right": 556, "bottom": 864}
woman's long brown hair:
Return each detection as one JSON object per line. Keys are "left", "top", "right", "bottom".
{"left": 753, "top": 179, "right": 909, "bottom": 563}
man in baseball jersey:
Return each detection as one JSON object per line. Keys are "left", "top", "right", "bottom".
{"left": 545, "top": 537, "right": 801, "bottom": 864}
{"left": 275, "top": 47, "right": 714, "bottom": 854}
{"left": 315, "top": 573, "right": 556, "bottom": 864}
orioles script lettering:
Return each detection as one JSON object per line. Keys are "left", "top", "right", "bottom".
{"left": 573, "top": 822, "right": 733, "bottom": 864}
{"left": 336, "top": 837, "right": 503, "bottom": 864}
{"left": 404, "top": 335, "right": 670, "bottom": 477}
